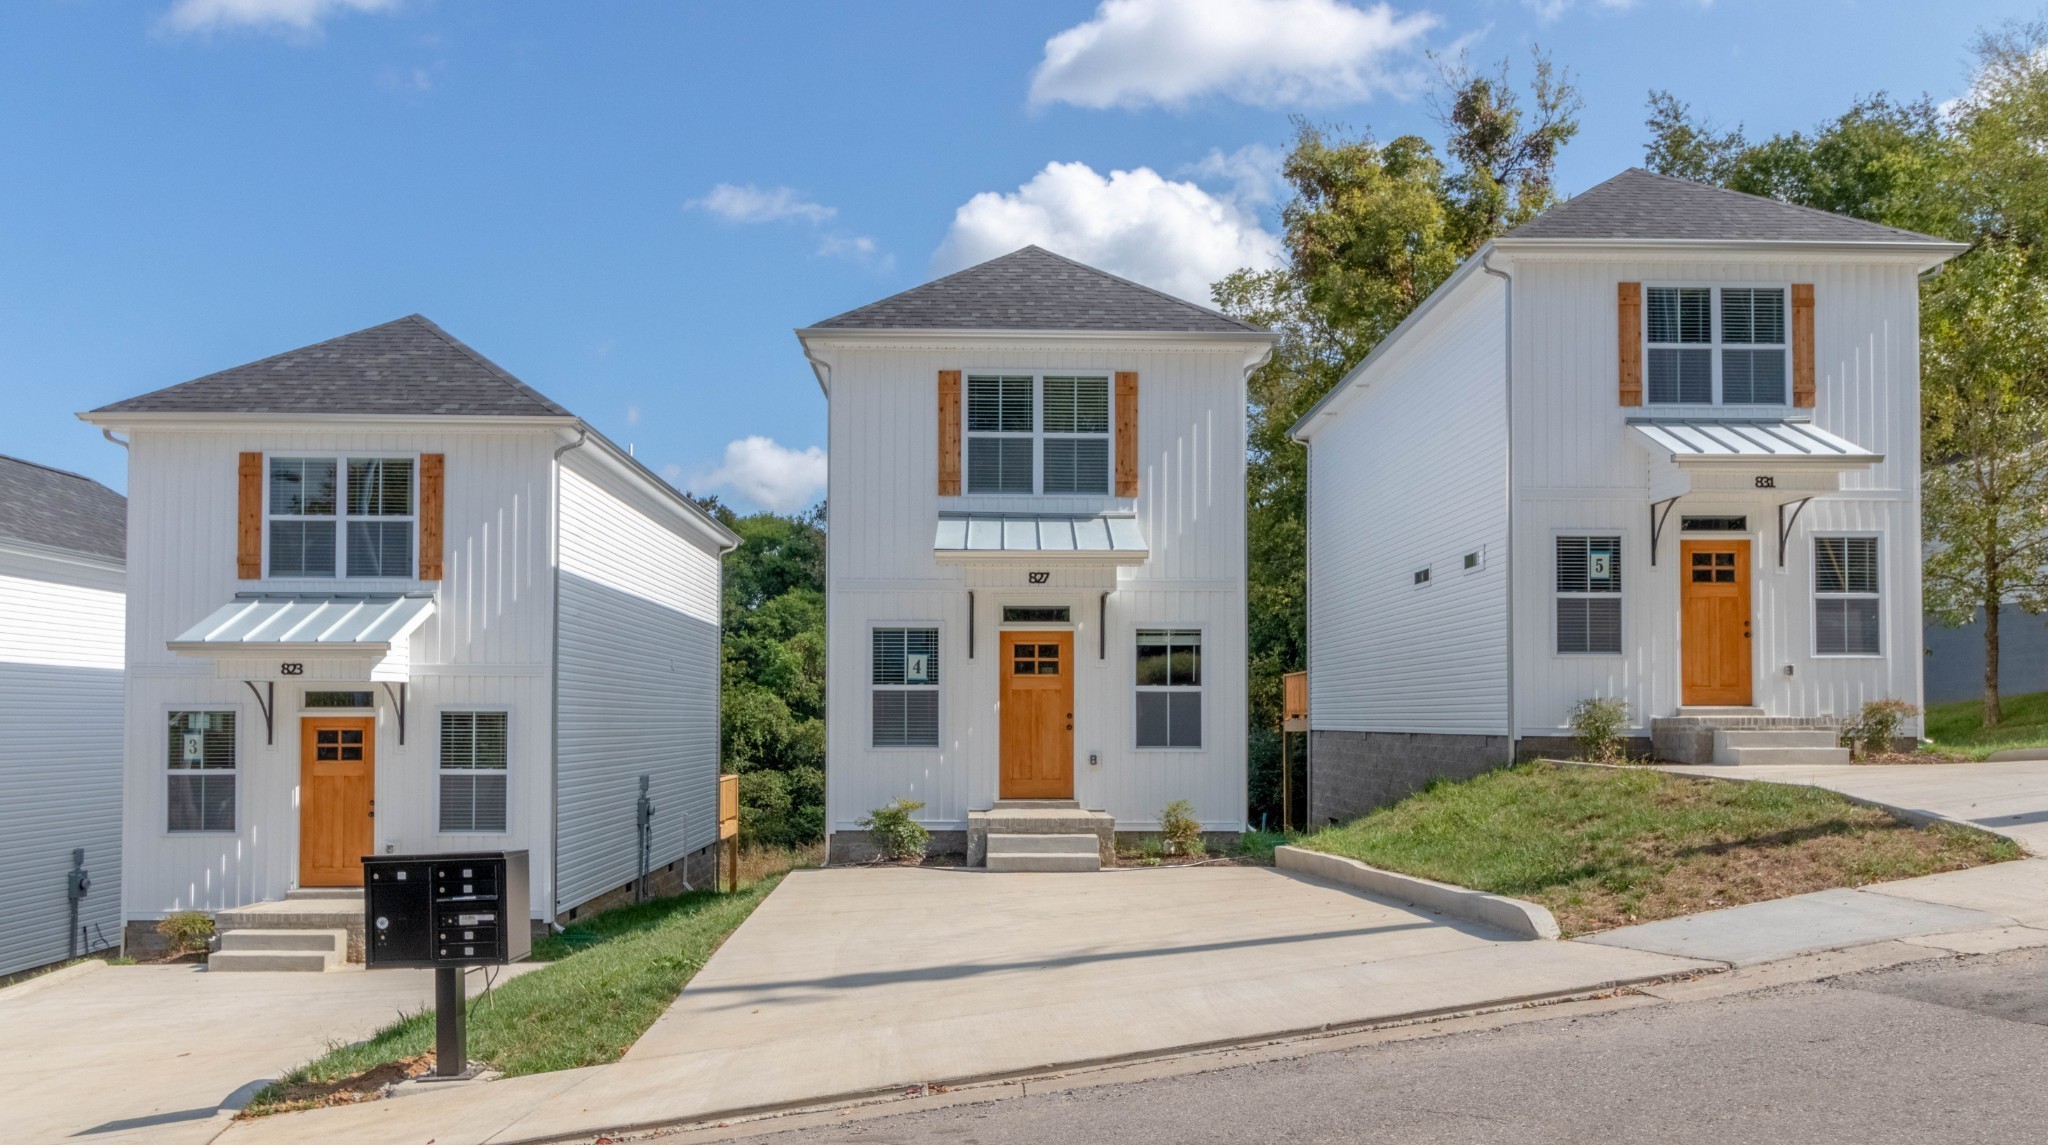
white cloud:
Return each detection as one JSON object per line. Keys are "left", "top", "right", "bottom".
{"left": 1180, "top": 143, "right": 1287, "bottom": 205}
{"left": 687, "top": 184, "right": 836, "bottom": 225}
{"left": 697, "top": 436, "right": 827, "bottom": 513}
{"left": 933, "top": 161, "right": 1283, "bottom": 303}
{"left": 1029, "top": 0, "right": 1438, "bottom": 110}
{"left": 161, "top": 0, "right": 400, "bottom": 35}
{"left": 1522, "top": 0, "right": 1639, "bottom": 20}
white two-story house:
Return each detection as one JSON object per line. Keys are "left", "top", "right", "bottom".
{"left": 798, "top": 247, "right": 1274, "bottom": 868}
{"left": 1292, "top": 170, "right": 1966, "bottom": 821}
{"left": 82, "top": 315, "right": 737, "bottom": 956}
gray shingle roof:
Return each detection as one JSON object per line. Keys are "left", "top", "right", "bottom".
{"left": 1504, "top": 168, "right": 1959, "bottom": 245}
{"left": 807, "top": 246, "right": 1267, "bottom": 334}
{"left": 0, "top": 454, "right": 125, "bottom": 561}
{"left": 91, "top": 315, "right": 573, "bottom": 417}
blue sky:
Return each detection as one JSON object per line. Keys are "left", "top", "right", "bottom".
{"left": 1, "top": 0, "right": 2033, "bottom": 510}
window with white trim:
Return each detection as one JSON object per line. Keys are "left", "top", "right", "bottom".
{"left": 167, "top": 710, "right": 236, "bottom": 832}
{"left": 1814, "top": 536, "right": 1880, "bottom": 655}
{"left": 1556, "top": 536, "right": 1623, "bottom": 655}
{"left": 439, "top": 712, "right": 509, "bottom": 832}
{"left": 1646, "top": 286, "right": 1787, "bottom": 405}
{"left": 1135, "top": 629, "right": 1202, "bottom": 748}
{"left": 965, "top": 374, "right": 1111, "bottom": 495}
{"left": 872, "top": 629, "right": 940, "bottom": 747}
{"left": 268, "top": 456, "right": 415, "bottom": 577}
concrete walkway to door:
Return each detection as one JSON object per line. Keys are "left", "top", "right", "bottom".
{"left": 217, "top": 865, "right": 1710, "bottom": 1145}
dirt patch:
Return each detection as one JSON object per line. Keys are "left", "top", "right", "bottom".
{"left": 241, "top": 1053, "right": 435, "bottom": 1115}
{"left": 1852, "top": 750, "right": 1974, "bottom": 765}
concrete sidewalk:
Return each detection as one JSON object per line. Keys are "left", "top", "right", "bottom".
{"left": 216, "top": 865, "right": 1709, "bottom": 1145}
{"left": 1655, "top": 758, "right": 2048, "bottom": 853}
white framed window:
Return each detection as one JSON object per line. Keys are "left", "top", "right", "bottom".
{"left": 1556, "top": 535, "right": 1623, "bottom": 655}
{"left": 439, "top": 711, "right": 509, "bottom": 833}
{"left": 267, "top": 455, "right": 416, "bottom": 578}
{"left": 1814, "top": 535, "right": 1881, "bottom": 656}
{"left": 964, "top": 373, "right": 1112, "bottom": 495}
{"left": 1645, "top": 286, "right": 1788, "bottom": 406}
{"left": 1463, "top": 547, "right": 1485, "bottom": 573}
{"left": 1413, "top": 567, "right": 1432, "bottom": 586}
{"left": 167, "top": 710, "right": 236, "bottom": 833}
{"left": 1135, "top": 629, "right": 1202, "bottom": 748}
{"left": 873, "top": 628, "right": 940, "bottom": 747}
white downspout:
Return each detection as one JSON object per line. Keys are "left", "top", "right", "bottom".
{"left": 803, "top": 343, "right": 833, "bottom": 868}
{"left": 1482, "top": 253, "right": 1517, "bottom": 763}
{"left": 550, "top": 427, "right": 588, "bottom": 922}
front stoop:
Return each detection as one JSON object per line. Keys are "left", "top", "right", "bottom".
{"left": 1653, "top": 711, "right": 1848, "bottom": 765}
{"left": 968, "top": 802, "right": 1116, "bottom": 869}
{"left": 208, "top": 928, "right": 348, "bottom": 972}
{"left": 215, "top": 888, "right": 366, "bottom": 963}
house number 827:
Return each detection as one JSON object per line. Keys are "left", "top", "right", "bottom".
{"left": 1028, "top": 571, "right": 1050, "bottom": 584}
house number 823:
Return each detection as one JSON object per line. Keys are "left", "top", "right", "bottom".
{"left": 1027, "top": 571, "right": 1050, "bottom": 584}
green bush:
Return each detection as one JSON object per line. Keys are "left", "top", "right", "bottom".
{"left": 156, "top": 911, "right": 215, "bottom": 956}
{"left": 857, "top": 798, "right": 930, "bottom": 861}
{"left": 1843, "top": 698, "right": 1919, "bottom": 758}
{"left": 1567, "top": 696, "right": 1631, "bottom": 762}
{"left": 1161, "top": 799, "right": 1205, "bottom": 857}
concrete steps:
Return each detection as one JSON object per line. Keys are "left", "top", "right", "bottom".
{"left": 1712, "top": 727, "right": 1851, "bottom": 766}
{"left": 969, "top": 802, "right": 1116, "bottom": 869}
{"left": 985, "top": 833, "right": 1102, "bottom": 873}
{"left": 215, "top": 888, "right": 366, "bottom": 963}
{"left": 208, "top": 928, "right": 347, "bottom": 972}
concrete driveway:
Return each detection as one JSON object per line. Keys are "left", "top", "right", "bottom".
{"left": 218, "top": 865, "right": 1708, "bottom": 1145}
{"left": 1, "top": 961, "right": 518, "bottom": 1145}
{"left": 1656, "top": 759, "right": 2048, "bottom": 853}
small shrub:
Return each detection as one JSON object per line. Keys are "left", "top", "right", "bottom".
{"left": 1161, "top": 799, "right": 1205, "bottom": 857}
{"left": 156, "top": 911, "right": 215, "bottom": 957}
{"left": 857, "top": 798, "right": 929, "bottom": 861}
{"left": 1567, "top": 697, "right": 1631, "bottom": 763}
{"left": 1842, "top": 699, "right": 1920, "bottom": 759}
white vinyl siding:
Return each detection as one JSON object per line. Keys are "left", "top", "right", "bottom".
{"left": 1645, "top": 285, "right": 1788, "bottom": 406}
{"left": 1134, "top": 629, "right": 1202, "bottom": 748}
{"left": 872, "top": 628, "right": 939, "bottom": 747}
{"left": 1815, "top": 535, "right": 1881, "bottom": 656}
{"left": 267, "top": 455, "right": 415, "bottom": 578}
{"left": 166, "top": 710, "right": 236, "bottom": 833}
{"left": 439, "top": 711, "right": 508, "bottom": 833}
{"left": 965, "top": 373, "right": 1111, "bottom": 496}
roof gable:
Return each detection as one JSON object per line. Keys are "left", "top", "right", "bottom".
{"left": 91, "top": 315, "right": 574, "bottom": 418}
{"left": 807, "top": 246, "right": 1266, "bottom": 334}
{"left": 1504, "top": 168, "right": 1958, "bottom": 245}
{"left": 0, "top": 454, "right": 125, "bottom": 561}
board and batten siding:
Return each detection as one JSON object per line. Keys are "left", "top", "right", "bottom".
{"left": 1305, "top": 276, "right": 1510, "bottom": 736}
{"left": 0, "top": 545, "right": 124, "bottom": 975}
{"left": 553, "top": 458, "right": 723, "bottom": 913}
{"left": 119, "top": 427, "right": 561, "bottom": 919}
{"left": 819, "top": 338, "right": 1253, "bottom": 832}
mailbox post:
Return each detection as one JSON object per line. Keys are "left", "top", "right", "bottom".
{"left": 364, "top": 850, "right": 530, "bottom": 1079}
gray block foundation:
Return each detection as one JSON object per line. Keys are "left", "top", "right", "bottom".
{"left": 1309, "top": 730, "right": 1512, "bottom": 826}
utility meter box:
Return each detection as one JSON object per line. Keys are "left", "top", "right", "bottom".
{"left": 363, "top": 850, "right": 530, "bottom": 968}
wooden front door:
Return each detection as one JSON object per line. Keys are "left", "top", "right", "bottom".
{"left": 1000, "top": 631, "right": 1074, "bottom": 799}
{"left": 1681, "top": 540, "right": 1753, "bottom": 706}
{"left": 300, "top": 717, "right": 375, "bottom": 887}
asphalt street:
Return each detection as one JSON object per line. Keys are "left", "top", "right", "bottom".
{"left": 730, "top": 947, "right": 2048, "bottom": 1145}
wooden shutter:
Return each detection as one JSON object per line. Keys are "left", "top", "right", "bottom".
{"left": 1617, "top": 282, "right": 1642, "bottom": 406}
{"left": 237, "top": 452, "right": 262, "bottom": 579}
{"left": 1115, "top": 371, "right": 1138, "bottom": 497}
{"left": 419, "top": 453, "right": 445, "bottom": 581}
{"left": 937, "top": 370, "right": 961, "bottom": 496}
{"left": 1791, "top": 283, "right": 1815, "bottom": 408}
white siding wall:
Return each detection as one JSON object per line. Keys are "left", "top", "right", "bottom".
{"left": 1306, "top": 278, "right": 1510, "bottom": 735}
{"left": 553, "top": 459, "right": 724, "bottom": 913}
{"left": 0, "top": 546, "right": 124, "bottom": 974}
{"left": 820, "top": 338, "right": 1255, "bottom": 831}
{"left": 120, "top": 427, "right": 560, "bottom": 920}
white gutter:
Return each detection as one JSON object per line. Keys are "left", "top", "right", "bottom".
{"left": 1481, "top": 251, "right": 1517, "bottom": 763}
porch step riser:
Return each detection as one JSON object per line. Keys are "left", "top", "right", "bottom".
{"left": 987, "top": 833, "right": 1101, "bottom": 855}
{"left": 986, "top": 852, "right": 1101, "bottom": 873}
{"left": 1715, "top": 730, "right": 1844, "bottom": 750}
{"left": 1716, "top": 747, "right": 1855, "bottom": 766}
{"left": 284, "top": 888, "right": 365, "bottom": 901}
{"left": 217, "top": 928, "right": 348, "bottom": 955}
{"left": 208, "top": 950, "right": 339, "bottom": 972}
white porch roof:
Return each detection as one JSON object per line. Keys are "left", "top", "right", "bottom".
{"left": 1629, "top": 419, "right": 1881, "bottom": 467}
{"left": 169, "top": 593, "right": 436, "bottom": 656}
{"left": 933, "top": 514, "right": 1148, "bottom": 565}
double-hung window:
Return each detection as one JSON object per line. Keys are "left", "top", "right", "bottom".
{"left": 965, "top": 374, "right": 1111, "bottom": 495}
{"left": 1814, "top": 536, "right": 1881, "bottom": 655}
{"left": 1135, "top": 629, "right": 1202, "bottom": 748}
{"left": 1646, "top": 286, "right": 1787, "bottom": 406}
{"left": 872, "top": 628, "right": 940, "bottom": 747}
{"left": 167, "top": 710, "right": 236, "bottom": 832}
{"left": 439, "top": 711, "right": 509, "bottom": 832}
{"left": 1556, "top": 536, "right": 1623, "bottom": 655}
{"left": 268, "top": 456, "right": 416, "bottom": 577}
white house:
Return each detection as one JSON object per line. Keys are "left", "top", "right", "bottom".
{"left": 81, "top": 315, "right": 738, "bottom": 958}
{"left": 1292, "top": 170, "right": 1967, "bottom": 822}
{"left": 0, "top": 455, "right": 125, "bottom": 977}
{"left": 797, "top": 247, "right": 1275, "bottom": 868}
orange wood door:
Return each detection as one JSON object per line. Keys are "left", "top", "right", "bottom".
{"left": 300, "top": 717, "right": 375, "bottom": 887}
{"left": 1681, "top": 540, "right": 1753, "bottom": 706}
{"left": 1000, "top": 631, "right": 1074, "bottom": 799}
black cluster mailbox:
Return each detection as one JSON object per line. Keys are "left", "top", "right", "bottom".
{"left": 364, "top": 850, "right": 530, "bottom": 968}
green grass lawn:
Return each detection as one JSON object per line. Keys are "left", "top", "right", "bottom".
{"left": 246, "top": 875, "right": 783, "bottom": 1115}
{"left": 1299, "top": 762, "right": 2019, "bottom": 936}
{"left": 1924, "top": 689, "right": 2048, "bottom": 758}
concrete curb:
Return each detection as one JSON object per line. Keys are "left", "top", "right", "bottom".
{"left": 0, "top": 958, "right": 106, "bottom": 1003}
{"left": 1274, "top": 847, "right": 1561, "bottom": 940}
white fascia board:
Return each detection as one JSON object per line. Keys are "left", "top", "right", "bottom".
{"left": 0, "top": 537, "right": 124, "bottom": 574}
{"left": 794, "top": 327, "right": 1278, "bottom": 397}
{"left": 75, "top": 410, "right": 579, "bottom": 431}
{"left": 1493, "top": 236, "right": 1970, "bottom": 274}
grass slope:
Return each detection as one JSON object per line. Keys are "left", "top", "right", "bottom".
{"left": 1301, "top": 763, "right": 2018, "bottom": 936}
{"left": 248, "top": 875, "right": 782, "bottom": 1115}
{"left": 1925, "top": 689, "right": 2048, "bottom": 757}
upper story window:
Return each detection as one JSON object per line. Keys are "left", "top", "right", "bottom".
{"left": 268, "top": 456, "right": 416, "bottom": 578}
{"left": 966, "top": 374, "right": 1111, "bottom": 495}
{"left": 1646, "top": 286, "right": 1787, "bottom": 406}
